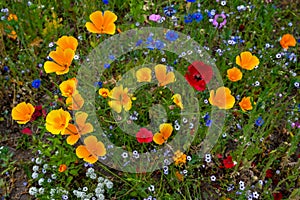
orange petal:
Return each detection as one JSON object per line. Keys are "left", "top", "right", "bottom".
{"left": 85, "top": 22, "right": 101, "bottom": 33}
{"left": 159, "top": 123, "right": 173, "bottom": 139}
{"left": 64, "top": 48, "right": 75, "bottom": 66}
{"left": 155, "top": 64, "right": 167, "bottom": 84}
{"left": 136, "top": 67, "right": 152, "bottom": 82}
{"left": 89, "top": 11, "right": 104, "bottom": 31}
{"left": 56, "top": 36, "right": 78, "bottom": 51}
{"left": 75, "top": 112, "right": 88, "bottom": 127}
{"left": 44, "top": 61, "right": 65, "bottom": 74}
{"left": 76, "top": 145, "right": 91, "bottom": 158}
{"left": 95, "top": 141, "right": 106, "bottom": 156}
{"left": 103, "top": 11, "right": 117, "bottom": 27}
{"left": 80, "top": 123, "right": 94, "bottom": 135}
{"left": 66, "top": 134, "right": 80, "bottom": 145}
{"left": 103, "top": 23, "right": 116, "bottom": 35}
{"left": 84, "top": 135, "right": 98, "bottom": 147}
{"left": 108, "top": 100, "right": 122, "bottom": 113}
{"left": 84, "top": 155, "right": 98, "bottom": 164}
{"left": 153, "top": 133, "right": 165, "bottom": 145}
{"left": 66, "top": 94, "right": 84, "bottom": 110}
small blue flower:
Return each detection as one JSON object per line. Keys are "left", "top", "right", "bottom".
{"left": 104, "top": 63, "right": 110, "bottom": 69}
{"left": 205, "top": 119, "right": 212, "bottom": 127}
{"left": 32, "top": 79, "right": 41, "bottom": 89}
{"left": 187, "top": 0, "right": 196, "bottom": 2}
{"left": 165, "top": 30, "right": 178, "bottom": 41}
{"left": 297, "top": 39, "right": 300, "bottom": 43}
{"left": 155, "top": 40, "right": 165, "bottom": 50}
{"left": 94, "top": 81, "right": 103, "bottom": 88}
{"left": 102, "top": 0, "right": 109, "bottom": 4}
{"left": 164, "top": 6, "right": 176, "bottom": 17}
{"left": 203, "top": 113, "right": 210, "bottom": 121}
{"left": 255, "top": 116, "right": 264, "bottom": 127}
{"left": 3, "top": 66, "right": 9, "bottom": 72}
{"left": 109, "top": 55, "right": 115, "bottom": 60}
{"left": 184, "top": 14, "right": 193, "bottom": 23}
{"left": 192, "top": 12, "right": 203, "bottom": 22}
{"left": 136, "top": 39, "right": 143, "bottom": 46}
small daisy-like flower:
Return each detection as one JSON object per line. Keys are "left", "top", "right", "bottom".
{"left": 32, "top": 165, "right": 39, "bottom": 171}
{"left": 32, "top": 172, "right": 39, "bottom": 179}
{"left": 174, "top": 124, "right": 180, "bottom": 130}
{"left": 29, "top": 187, "right": 38, "bottom": 196}
{"left": 205, "top": 153, "right": 211, "bottom": 162}
{"left": 221, "top": 1, "right": 226, "bottom": 6}
{"left": 252, "top": 191, "right": 259, "bottom": 199}
{"left": 83, "top": 187, "right": 88, "bottom": 191}
{"left": 240, "top": 185, "right": 245, "bottom": 190}
{"left": 121, "top": 152, "right": 128, "bottom": 158}
{"left": 210, "top": 175, "right": 216, "bottom": 181}
{"left": 148, "top": 185, "right": 155, "bottom": 192}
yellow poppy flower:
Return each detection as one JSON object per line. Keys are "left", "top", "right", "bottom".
{"left": 98, "top": 88, "right": 110, "bottom": 98}
{"left": 59, "top": 78, "right": 78, "bottom": 97}
{"left": 155, "top": 64, "right": 175, "bottom": 86}
{"left": 236, "top": 51, "right": 259, "bottom": 70}
{"left": 209, "top": 87, "right": 235, "bottom": 109}
{"left": 172, "top": 94, "right": 183, "bottom": 109}
{"left": 56, "top": 36, "right": 78, "bottom": 51}
{"left": 66, "top": 93, "right": 84, "bottom": 110}
{"left": 85, "top": 11, "right": 117, "bottom": 35}
{"left": 11, "top": 102, "right": 35, "bottom": 124}
{"left": 76, "top": 136, "right": 106, "bottom": 164}
{"left": 280, "top": 34, "right": 296, "bottom": 49}
{"left": 108, "top": 85, "right": 132, "bottom": 113}
{"left": 227, "top": 67, "right": 242, "bottom": 82}
{"left": 45, "top": 108, "right": 71, "bottom": 134}
{"left": 239, "top": 97, "right": 253, "bottom": 112}
{"left": 153, "top": 123, "right": 173, "bottom": 145}
{"left": 136, "top": 67, "right": 152, "bottom": 82}
{"left": 44, "top": 47, "right": 75, "bottom": 75}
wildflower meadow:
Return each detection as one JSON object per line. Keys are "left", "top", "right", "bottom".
{"left": 0, "top": 0, "right": 299, "bottom": 200}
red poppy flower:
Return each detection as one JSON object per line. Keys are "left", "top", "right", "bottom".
{"left": 272, "top": 192, "right": 283, "bottom": 200}
{"left": 31, "top": 105, "right": 47, "bottom": 121}
{"left": 184, "top": 61, "right": 213, "bottom": 91}
{"left": 266, "top": 169, "right": 273, "bottom": 178}
{"left": 136, "top": 128, "right": 153, "bottom": 143}
{"left": 21, "top": 127, "right": 32, "bottom": 135}
{"left": 223, "top": 156, "right": 235, "bottom": 169}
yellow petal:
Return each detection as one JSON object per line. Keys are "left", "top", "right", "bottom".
{"left": 136, "top": 67, "right": 152, "bottom": 82}
{"left": 153, "top": 133, "right": 165, "bottom": 145}
{"left": 85, "top": 22, "right": 101, "bottom": 33}
{"left": 159, "top": 123, "right": 173, "bottom": 139}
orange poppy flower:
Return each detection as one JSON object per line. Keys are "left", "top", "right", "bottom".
{"left": 76, "top": 136, "right": 106, "bottom": 164}
{"left": 11, "top": 102, "right": 35, "bottom": 124}
{"left": 56, "top": 36, "right": 78, "bottom": 51}
{"left": 59, "top": 78, "right": 78, "bottom": 97}
{"left": 108, "top": 85, "right": 132, "bottom": 113}
{"left": 62, "top": 112, "right": 94, "bottom": 145}
{"left": 239, "top": 97, "right": 253, "bottom": 112}
{"left": 209, "top": 87, "right": 235, "bottom": 109}
{"left": 85, "top": 11, "right": 117, "bottom": 35}
{"left": 280, "top": 34, "right": 296, "bottom": 49}
{"left": 98, "top": 88, "right": 110, "bottom": 98}
{"left": 227, "top": 67, "right": 242, "bottom": 82}
{"left": 172, "top": 94, "right": 183, "bottom": 109}
{"left": 153, "top": 123, "right": 173, "bottom": 145}
{"left": 58, "top": 164, "right": 67, "bottom": 172}
{"left": 66, "top": 93, "right": 84, "bottom": 110}
{"left": 45, "top": 108, "right": 71, "bottom": 134}
{"left": 8, "top": 14, "right": 18, "bottom": 21}
{"left": 7, "top": 30, "right": 17, "bottom": 40}
{"left": 155, "top": 64, "right": 175, "bottom": 86}
{"left": 236, "top": 51, "right": 259, "bottom": 70}
{"left": 44, "top": 47, "right": 75, "bottom": 75}
{"left": 136, "top": 67, "right": 152, "bottom": 82}
{"left": 175, "top": 171, "right": 184, "bottom": 181}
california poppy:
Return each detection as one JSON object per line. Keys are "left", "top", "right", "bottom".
{"left": 280, "top": 34, "right": 296, "bottom": 49}
{"left": 56, "top": 36, "right": 78, "bottom": 51}
{"left": 136, "top": 128, "right": 153, "bottom": 143}
{"left": 11, "top": 102, "right": 35, "bottom": 124}
{"left": 98, "top": 88, "right": 110, "bottom": 98}
{"left": 85, "top": 11, "right": 117, "bottom": 35}
{"left": 59, "top": 78, "right": 78, "bottom": 97}
{"left": 58, "top": 164, "right": 67, "bottom": 172}
{"left": 136, "top": 67, "right": 152, "bottom": 82}
{"left": 76, "top": 136, "right": 106, "bottom": 164}
{"left": 44, "top": 47, "right": 75, "bottom": 75}
{"left": 45, "top": 108, "right": 71, "bottom": 134}
{"left": 7, "top": 30, "right": 17, "bottom": 40}
{"left": 236, "top": 51, "right": 259, "bottom": 70}
{"left": 153, "top": 123, "right": 173, "bottom": 145}
{"left": 227, "top": 67, "right": 242, "bottom": 82}
{"left": 239, "top": 97, "right": 253, "bottom": 111}
{"left": 108, "top": 85, "right": 132, "bottom": 113}
{"left": 184, "top": 61, "right": 213, "bottom": 91}
{"left": 172, "top": 94, "right": 183, "bottom": 109}
{"left": 155, "top": 64, "right": 175, "bottom": 86}
{"left": 62, "top": 112, "right": 94, "bottom": 145}
{"left": 66, "top": 93, "right": 84, "bottom": 110}
{"left": 209, "top": 87, "right": 235, "bottom": 109}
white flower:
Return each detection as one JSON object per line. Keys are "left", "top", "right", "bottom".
{"left": 29, "top": 187, "right": 38, "bottom": 196}
{"left": 187, "top": 156, "right": 192, "bottom": 161}
{"left": 252, "top": 191, "right": 259, "bottom": 199}
{"left": 83, "top": 187, "right": 88, "bottom": 191}
{"left": 97, "top": 193, "right": 105, "bottom": 200}
{"left": 38, "top": 187, "right": 44, "bottom": 194}
{"left": 35, "top": 157, "right": 42, "bottom": 164}
{"left": 221, "top": 1, "right": 226, "bottom": 6}
{"left": 95, "top": 187, "right": 104, "bottom": 194}
{"left": 51, "top": 174, "right": 57, "bottom": 179}
{"left": 38, "top": 178, "right": 44, "bottom": 186}
{"left": 87, "top": 167, "right": 94, "bottom": 174}
{"left": 106, "top": 181, "right": 113, "bottom": 189}
{"left": 90, "top": 173, "right": 97, "bottom": 179}
{"left": 205, "top": 154, "right": 211, "bottom": 163}
{"left": 121, "top": 152, "right": 128, "bottom": 158}
{"left": 32, "top": 165, "right": 39, "bottom": 172}
{"left": 148, "top": 185, "right": 155, "bottom": 192}
{"left": 210, "top": 175, "right": 216, "bottom": 181}
{"left": 174, "top": 124, "right": 180, "bottom": 130}
{"left": 98, "top": 177, "right": 104, "bottom": 183}
{"left": 32, "top": 172, "right": 38, "bottom": 179}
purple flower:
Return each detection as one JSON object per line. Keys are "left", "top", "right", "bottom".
{"left": 291, "top": 121, "right": 300, "bottom": 129}
{"left": 165, "top": 30, "right": 178, "bottom": 41}
{"left": 32, "top": 79, "right": 41, "bottom": 89}
{"left": 192, "top": 12, "right": 203, "bottom": 22}
{"left": 212, "top": 13, "right": 227, "bottom": 29}
{"left": 149, "top": 14, "right": 161, "bottom": 22}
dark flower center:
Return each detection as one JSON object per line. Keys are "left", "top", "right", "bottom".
{"left": 193, "top": 74, "right": 202, "bottom": 81}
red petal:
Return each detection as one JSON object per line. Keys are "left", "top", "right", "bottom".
{"left": 21, "top": 128, "right": 32, "bottom": 135}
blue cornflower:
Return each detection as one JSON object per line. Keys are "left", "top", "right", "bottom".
{"left": 146, "top": 36, "right": 155, "bottom": 50}
{"left": 192, "top": 12, "right": 203, "bottom": 22}
{"left": 164, "top": 6, "right": 176, "bottom": 17}
{"left": 203, "top": 113, "right": 210, "bottom": 121}
{"left": 255, "top": 116, "right": 264, "bottom": 126}
{"left": 109, "top": 55, "right": 115, "bottom": 60}
{"left": 187, "top": 0, "right": 196, "bottom": 2}
{"left": 32, "top": 79, "right": 41, "bottom": 89}
{"left": 104, "top": 63, "right": 110, "bottom": 69}
{"left": 205, "top": 119, "right": 212, "bottom": 127}
{"left": 102, "top": 0, "right": 109, "bottom": 4}
{"left": 165, "top": 30, "right": 178, "bottom": 41}
{"left": 3, "top": 66, "right": 9, "bottom": 72}
{"left": 184, "top": 14, "right": 193, "bottom": 23}
{"left": 155, "top": 40, "right": 165, "bottom": 50}
{"left": 136, "top": 39, "right": 143, "bottom": 46}
{"left": 94, "top": 81, "right": 103, "bottom": 88}
{"left": 297, "top": 39, "right": 300, "bottom": 43}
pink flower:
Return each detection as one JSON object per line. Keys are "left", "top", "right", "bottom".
{"left": 136, "top": 128, "right": 153, "bottom": 143}
{"left": 212, "top": 13, "right": 227, "bottom": 29}
{"left": 21, "top": 128, "right": 32, "bottom": 135}
{"left": 149, "top": 14, "right": 161, "bottom": 22}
